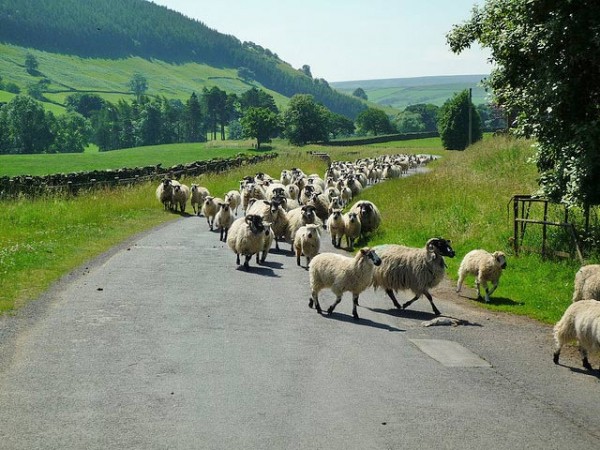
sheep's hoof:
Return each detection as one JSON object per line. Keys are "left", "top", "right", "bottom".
{"left": 583, "top": 358, "right": 593, "bottom": 371}
{"left": 308, "top": 298, "right": 314, "bottom": 309}
{"left": 553, "top": 352, "right": 560, "bottom": 365}
{"left": 352, "top": 313, "right": 359, "bottom": 320}
{"left": 326, "top": 306, "right": 335, "bottom": 315}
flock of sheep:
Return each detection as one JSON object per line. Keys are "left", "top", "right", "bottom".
{"left": 155, "top": 152, "right": 600, "bottom": 375}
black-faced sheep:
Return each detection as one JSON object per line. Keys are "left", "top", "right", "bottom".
{"left": 553, "top": 300, "right": 600, "bottom": 373}
{"left": 456, "top": 249, "right": 507, "bottom": 303}
{"left": 308, "top": 248, "right": 382, "bottom": 320}
{"left": 371, "top": 238, "right": 456, "bottom": 316}
{"left": 571, "top": 264, "right": 600, "bottom": 303}
{"left": 285, "top": 205, "right": 320, "bottom": 249}
{"left": 294, "top": 224, "right": 321, "bottom": 268}
{"left": 226, "top": 214, "right": 269, "bottom": 270}
{"left": 349, "top": 200, "right": 381, "bottom": 236}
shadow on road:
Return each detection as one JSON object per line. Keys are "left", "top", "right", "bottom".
{"left": 324, "top": 311, "right": 405, "bottom": 332}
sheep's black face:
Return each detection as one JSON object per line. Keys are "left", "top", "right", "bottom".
{"left": 429, "top": 238, "right": 455, "bottom": 258}
{"left": 246, "top": 214, "right": 265, "bottom": 234}
{"left": 302, "top": 206, "right": 317, "bottom": 223}
{"left": 360, "top": 202, "right": 373, "bottom": 215}
{"left": 362, "top": 248, "right": 382, "bottom": 266}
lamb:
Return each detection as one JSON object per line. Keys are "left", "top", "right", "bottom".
{"left": 155, "top": 179, "right": 174, "bottom": 210}
{"left": 260, "top": 222, "right": 274, "bottom": 263}
{"left": 308, "top": 248, "right": 382, "bottom": 320}
{"left": 224, "top": 190, "right": 242, "bottom": 216}
{"left": 214, "top": 202, "right": 234, "bottom": 242}
{"left": 226, "top": 214, "right": 269, "bottom": 270}
{"left": 201, "top": 196, "right": 223, "bottom": 231}
{"left": 553, "top": 300, "right": 600, "bottom": 373}
{"left": 571, "top": 264, "right": 600, "bottom": 303}
{"left": 294, "top": 224, "right": 321, "bottom": 268}
{"left": 456, "top": 249, "right": 507, "bottom": 303}
{"left": 371, "top": 238, "right": 456, "bottom": 316}
{"left": 171, "top": 183, "right": 190, "bottom": 213}
{"left": 349, "top": 200, "right": 381, "bottom": 236}
{"left": 285, "top": 205, "right": 320, "bottom": 248}
{"left": 343, "top": 211, "right": 361, "bottom": 251}
{"left": 326, "top": 209, "right": 345, "bottom": 248}
{"left": 190, "top": 184, "right": 210, "bottom": 215}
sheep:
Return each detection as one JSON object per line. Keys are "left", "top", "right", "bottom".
{"left": 572, "top": 264, "right": 600, "bottom": 303}
{"left": 456, "top": 249, "right": 507, "bottom": 303}
{"left": 214, "top": 202, "right": 234, "bottom": 242}
{"left": 306, "top": 191, "right": 330, "bottom": 223}
{"left": 294, "top": 224, "right": 321, "bottom": 268}
{"left": 201, "top": 196, "right": 223, "bottom": 231}
{"left": 224, "top": 190, "right": 242, "bottom": 216}
{"left": 371, "top": 238, "right": 456, "bottom": 316}
{"left": 285, "top": 205, "right": 320, "bottom": 249}
{"left": 190, "top": 184, "right": 210, "bottom": 215}
{"left": 350, "top": 200, "right": 381, "bottom": 236}
{"left": 343, "top": 211, "right": 361, "bottom": 251}
{"left": 246, "top": 199, "right": 288, "bottom": 251}
{"left": 226, "top": 214, "right": 269, "bottom": 270}
{"left": 260, "top": 222, "right": 274, "bottom": 263}
{"left": 326, "top": 209, "right": 345, "bottom": 248}
{"left": 171, "top": 183, "right": 190, "bottom": 213}
{"left": 155, "top": 179, "right": 174, "bottom": 210}
{"left": 553, "top": 300, "right": 600, "bottom": 373}
{"left": 308, "top": 248, "right": 382, "bottom": 320}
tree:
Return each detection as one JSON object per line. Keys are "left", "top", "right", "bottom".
{"left": 129, "top": 72, "right": 148, "bottom": 102}
{"left": 2, "top": 95, "right": 53, "bottom": 154}
{"left": 394, "top": 110, "right": 426, "bottom": 133}
{"left": 184, "top": 92, "right": 205, "bottom": 143}
{"left": 239, "top": 87, "right": 278, "bottom": 114}
{"left": 404, "top": 104, "right": 440, "bottom": 132}
{"left": 352, "top": 88, "right": 368, "bottom": 101}
{"left": 300, "top": 64, "right": 312, "bottom": 78}
{"left": 240, "top": 107, "right": 280, "bottom": 149}
{"left": 356, "top": 108, "right": 396, "bottom": 136}
{"left": 328, "top": 112, "right": 355, "bottom": 139}
{"left": 65, "top": 93, "right": 106, "bottom": 118}
{"left": 237, "top": 67, "right": 255, "bottom": 82}
{"left": 24, "top": 53, "right": 39, "bottom": 75}
{"left": 50, "top": 112, "right": 92, "bottom": 153}
{"left": 437, "top": 90, "right": 482, "bottom": 151}
{"left": 282, "top": 94, "right": 329, "bottom": 146}
{"left": 447, "top": 0, "right": 600, "bottom": 207}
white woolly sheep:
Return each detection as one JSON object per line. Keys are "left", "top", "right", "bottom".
{"left": 456, "top": 249, "right": 507, "bottom": 303}
{"left": 371, "top": 238, "right": 456, "bottom": 316}
{"left": 308, "top": 248, "right": 382, "bottom": 320}
{"left": 224, "top": 190, "right": 242, "bottom": 216}
{"left": 553, "top": 299, "right": 600, "bottom": 373}
{"left": 190, "top": 184, "right": 210, "bottom": 215}
{"left": 226, "top": 214, "right": 269, "bottom": 270}
{"left": 155, "top": 179, "right": 174, "bottom": 210}
{"left": 247, "top": 199, "right": 288, "bottom": 251}
{"left": 572, "top": 264, "right": 600, "bottom": 303}
{"left": 260, "top": 222, "right": 274, "bottom": 263}
{"left": 285, "top": 205, "right": 320, "bottom": 249}
{"left": 306, "top": 191, "right": 330, "bottom": 223}
{"left": 214, "top": 202, "right": 234, "bottom": 242}
{"left": 294, "top": 224, "right": 321, "bottom": 268}
{"left": 171, "top": 183, "right": 190, "bottom": 213}
{"left": 350, "top": 200, "right": 381, "bottom": 236}
{"left": 326, "top": 209, "right": 345, "bottom": 248}
{"left": 343, "top": 211, "right": 361, "bottom": 251}
{"left": 201, "top": 196, "right": 223, "bottom": 231}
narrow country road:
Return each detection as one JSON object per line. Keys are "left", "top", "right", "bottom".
{"left": 0, "top": 214, "right": 599, "bottom": 449}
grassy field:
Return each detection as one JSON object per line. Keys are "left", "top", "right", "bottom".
{"left": 0, "top": 141, "right": 263, "bottom": 177}
{"left": 0, "top": 43, "right": 290, "bottom": 113}
{"left": 0, "top": 135, "right": 592, "bottom": 324}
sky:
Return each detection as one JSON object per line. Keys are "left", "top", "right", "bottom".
{"left": 151, "top": 0, "right": 492, "bottom": 83}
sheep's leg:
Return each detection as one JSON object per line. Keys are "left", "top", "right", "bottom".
{"left": 236, "top": 253, "right": 241, "bottom": 265}
{"left": 402, "top": 295, "right": 420, "bottom": 310}
{"left": 327, "top": 296, "right": 343, "bottom": 315}
{"left": 485, "top": 282, "right": 499, "bottom": 302}
{"left": 243, "top": 254, "right": 251, "bottom": 270}
{"left": 275, "top": 238, "right": 280, "bottom": 251}
{"left": 475, "top": 280, "right": 483, "bottom": 300}
{"left": 255, "top": 252, "right": 260, "bottom": 264}
{"left": 581, "top": 348, "right": 593, "bottom": 371}
{"left": 296, "top": 248, "right": 302, "bottom": 266}
{"left": 456, "top": 273, "right": 464, "bottom": 293}
{"left": 309, "top": 292, "right": 322, "bottom": 314}
{"left": 219, "top": 228, "right": 224, "bottom": 242}
{"left": 385, "top": 289, "right": 402, "bottom": 309}
{"left": 352, "top": 294, "right": 360, "bottom": 320}
{"left": 424, "top": 291, "right": 441, "bottom": 316}
{"left": 553, "top": 347, "right": 561, "bottom": 365}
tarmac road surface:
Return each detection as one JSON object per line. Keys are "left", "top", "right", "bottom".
{"left": 0, "top": 215, "right": 599, "bottom": 449}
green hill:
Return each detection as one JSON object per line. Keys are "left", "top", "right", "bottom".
{"left": 0, "top": 0, "right": 365, "bottom": 118}
{"left": 331, "top": 75, "right": 490, "bottom": 109}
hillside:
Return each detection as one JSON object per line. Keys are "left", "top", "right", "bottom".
{"left": 0, "top": 0, "right": 365, "bottom": 118}
{"left": 331, "top": 75, "right": 490, "bottom": 109}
